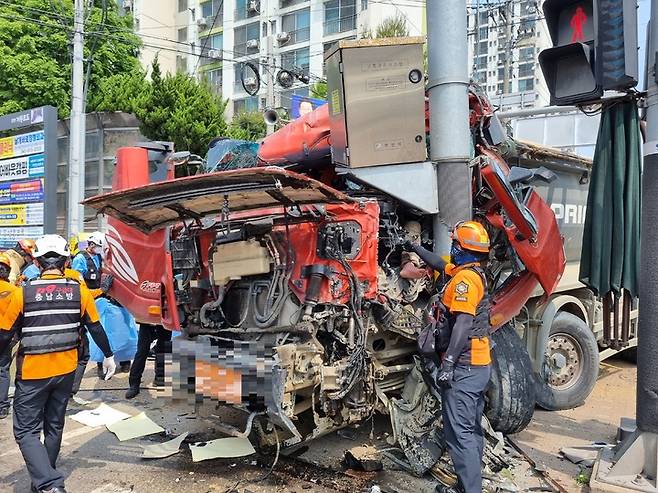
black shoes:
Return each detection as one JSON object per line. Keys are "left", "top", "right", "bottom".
{"left": 0, "top": 407, "right": 9, "bottom": 419}
{"left": 96, "top": 363, "right": 104, "bottom": 379}
{"left": 125, "top": 387, "right": 140, "bottom": 399}
{"left": 31, "top": 485, "right": 67, "bottom": 493}
{"left": 152, "top": 377, "right": 165, "bottom": 387}
{"left": 435, "top": 484, "right": 464, "bottom": 493}
{"left": 119, "top": 361, "right": 132, "bottom": 373}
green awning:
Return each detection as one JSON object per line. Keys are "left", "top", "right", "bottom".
{"left": 579, "top": 101, "right": 641, "bottom": 298}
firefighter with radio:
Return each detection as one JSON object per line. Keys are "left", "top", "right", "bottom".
{"left": 0, "top": 234, "right": 116, "bottom": 493}
{"left": 406, "top": 221, "right": 492, "bottom": 493}
{"left": 0, "top": 252, "right": 18, "bottom": 419}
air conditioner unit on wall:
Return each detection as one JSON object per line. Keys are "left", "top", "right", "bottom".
{"left": 196, "top": 17, "right": 208, "bottom": 28}
{"left": 248, "top": 0, "right": 260, "bottom": 13}
{"left": 208, "top": 49, "right": 223, "bottom": 59}
{"left": 246, "top": 39, "right": 260, "bottom": 50}
{"left": 276, "top": 32, "right": 290, "bottom": 44}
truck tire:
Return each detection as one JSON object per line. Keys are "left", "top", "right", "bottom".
{"left": 535, "top": 312, "right": 599, "bottom": 411}
{"left": 486, "top": 323, "right": 536, "bottom": 435}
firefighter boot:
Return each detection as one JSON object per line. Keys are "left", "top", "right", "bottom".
{"left": 125, "top": 386, "right": 140, "bottom": 399}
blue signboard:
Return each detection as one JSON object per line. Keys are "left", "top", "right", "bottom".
{"left": 0, "top": 179, "right": 44, "bottom": 205}
{"left": 291, "top": 94, "right": 327, "bottom": 119}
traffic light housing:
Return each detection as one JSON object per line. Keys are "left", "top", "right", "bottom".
{"left": 539, "top": 0, "right": 638, "bottom": 106}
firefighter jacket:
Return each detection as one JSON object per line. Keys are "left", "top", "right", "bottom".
{"left": 441, "top": 262, "right": 492, "bottom": 366}
{"left": 0, "top": 279, "right": 18, "bottom": 312}
{"left": 0, "top": 273, "right": 113, "bottom": 380}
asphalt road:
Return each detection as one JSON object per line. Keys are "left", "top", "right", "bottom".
{"left": 0, "top": 356, "right": 637, "bottom": 493}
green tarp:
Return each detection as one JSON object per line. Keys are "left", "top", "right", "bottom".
{"left": 580, "top": 101, "right": 642, "bottom": 298}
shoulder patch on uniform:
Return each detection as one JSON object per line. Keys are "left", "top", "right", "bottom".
{"left": 455, "top": 281, "right": 469, "bottom": 294}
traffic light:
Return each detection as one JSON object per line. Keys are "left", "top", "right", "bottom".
{"left": 539, "top": 0, "right": 638, "bottom": 106}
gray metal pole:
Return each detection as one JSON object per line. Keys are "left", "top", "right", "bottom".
{"left": 67, "top": 0, "right": 85, "bottom": 236}
{"left": 427, "top": 0, "right": 471, "bottom": 257}
{"left": 592, "top": 5, "right": 658, "bottom": 491}
{"left": 265, "top": 35, "right": 275, "bottom": 136}
{"left": 637, "top": 1, "right": 658, "bottom": 438}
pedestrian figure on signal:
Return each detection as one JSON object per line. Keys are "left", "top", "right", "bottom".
{"left": 0, "top": 235, "right": 116, "bottom": 493}
{"left": 0, "top": 252, "right": 18, "bottom": 419}
{"left": 406, "top": 221, "right": 493, "bottom": 493}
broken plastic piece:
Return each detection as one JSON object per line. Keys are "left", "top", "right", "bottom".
{"left": 70, "top": 403, "right": 131, "bottom": 428}
{"left": 107, "top": 412, "right": 164, "bottom": 441}
{"left": 142, "top": 431, "right": 190, "bottom": 459}
{"left": 189, "top": 437, "right": 256, "bottom": 462}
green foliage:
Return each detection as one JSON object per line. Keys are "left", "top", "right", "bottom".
{"left": 362, "top": 14, "right": 409, "bottom": 39}
{"left": 0, "top": 0, "right": 141, "bottom": 118}
{"left": 575, "top": 469, "right": 591, "bottom": 486}
{"left": 227, "top": 111, "right": 267, "bottom": 141}
{"left": 310, "top": 81, "right": 328, "bottom": 100}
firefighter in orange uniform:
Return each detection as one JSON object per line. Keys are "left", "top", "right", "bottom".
{"left": 406, "top": 221, "right": 492, "bottom": 493}
{"left": 0, "top": 252, "right": 18, "bottom": 419}
{"left": 0, "top": 235, "right": 116, "bottom": 493}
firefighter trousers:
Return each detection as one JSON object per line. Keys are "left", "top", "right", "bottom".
{"left": 128, "top": 324, "right": 171, "bottom": 389}
{"left": 0, "top": 340, "right": 15, "bottom": 412}
{"left": 441, "top": 364, "right": 491, "bottom": 493}
{"left": 13, "top": 371, "right": 75, "bottom": 491}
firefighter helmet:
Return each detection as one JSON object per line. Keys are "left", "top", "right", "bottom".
{"left": 452, "top": 221, "right": 490, "bottom": 253}
{"left": 0, "top": 252, "right": 10, "bottom": 269}
{"left": 34, "top": 235, "right": 70, "bottom": 259}
{"left": 17, "top": 239, "right": 37, "bottom": 257}
{"left": 88, "top": 231, "right": 105, "bottom": 248}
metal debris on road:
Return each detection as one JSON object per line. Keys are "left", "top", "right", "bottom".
{"left": 189, "top": 437, "right": 256, "bottom": 462}
{"left": 70, "top": 403, "right": 131, "bottom": 428}
{"left": 107, "top": 412, "right": 165, "bottom": 441}
{"left": 344, "top": 445, "right": 383, "bottom": 471}
{"left": 559, "top": 445, "right": 603, "bottom": 467}
{"left": 142, "top": 431, "right": 189, "bottom": 459}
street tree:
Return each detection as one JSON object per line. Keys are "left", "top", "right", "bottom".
{"left": 227, "top": 111, "right": 267, "bottom": 141}
{"left": 0, "top": 0, "right": 141, "bottom": 118}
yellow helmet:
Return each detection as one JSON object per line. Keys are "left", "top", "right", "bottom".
{"left": 452, "top": 221, "right": 490, "bottom": 253}
{"left": 0, "top": 252, "right": 11, "bottom": 269}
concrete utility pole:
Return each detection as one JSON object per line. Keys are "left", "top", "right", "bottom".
{"left": 426, "top": 0, "right": 471, "bottom": 256}
{"left": 592, "top": 5, "right": 658, "bottom": 492}
{"left": 502, "top": 0, "right": 513, "bottom": 95}
{"left": 67, "top": 0, "right": 86, "bottom": 236}
{"left": 265, "top": 34, "right": 276, "bottom": 136}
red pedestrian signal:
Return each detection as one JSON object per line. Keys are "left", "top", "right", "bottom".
{"left": 570, "top": 6, "right": 588, "bottom": 42}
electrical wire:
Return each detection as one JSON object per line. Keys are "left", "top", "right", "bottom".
{"left": 193, "top": 0, "right": 224, "bottom": 74}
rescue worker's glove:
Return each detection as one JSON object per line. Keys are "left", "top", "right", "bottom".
{"left": 102, "top": 355, "right": 117, "bottom": 381}
{"left": 100, "top": 273, "right": 114, "bottom": 294}
{"left": 436, "top": 360, "right": 455, "bottom": 388}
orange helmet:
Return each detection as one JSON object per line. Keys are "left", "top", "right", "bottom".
{"left": 452, "top": 221, "right": 490, "bottom": 253}
{"left": 0, "top": 252, "right": 10, "bottom": 269}
{"left": 18, "top": 239, "right": 37, "bottom": 257}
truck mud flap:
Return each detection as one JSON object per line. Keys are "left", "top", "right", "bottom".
{"left": 167, "top": 336, "right": 302, "bottom": 442}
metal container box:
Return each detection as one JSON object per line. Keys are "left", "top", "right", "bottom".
{"left": 325, "top": 37, "right": 427, "bottom": 168}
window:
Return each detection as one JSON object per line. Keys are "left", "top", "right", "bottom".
{"left": 324, "top": 0, "right": 356, "bottom": 35}
{"left": 475, "top": 56, "right": 487, "bottom": 70}
{"left": 205, "top": 68, "right": 223, "bottom": 95}
{"left": 519, "top": 47, "right": 534, "bottom": 61}
{"left": 234, "top": 22, "right": 260, "bottom": 56}
{"left": 497, "top": 82, "right": 503, "bottom": 93}
{"left": 200, "top": 33, "right": 223, "bottom": 65}
{"left": 497, "top": 67, "right": 505, "bottom": 80}
{"left": 478, "top": 26, "right": 488, "bottom": 39}
{"left": 282, "top": 8, "right": 310, "bottom": 44}
{"left": 518, "top": 19, "right": 535, "bottom": 34}
{"left": 178, "top": 0, "right": 187, "bottom": 12}
{"left": 361, "top": 0, "right": 367, "bottom": 9}
{"left": 200, "top": 0, "right": 223, "bottom": 25}
{"left": 478, "top": 11, "right": 488, "bottom": 24}
{"left": 281, "top": 0, "right": 306, "bottom": 7}
{"left": 176, "top": 55, "right": 186, "bottom": 73}
{"left": 236, "top": 0, "right": 260, "bottom": 21}
{"left": 281, "top": 47, "right": 310, "bottom": 77}
{"left": 518, "top": 62, "right": 533, "bottom": 78}
{"left": 178, "top": 28, "right": 188, "bottom": 42}
{"left": 520, "top": 1, "right": 534, "bottom": 16}
{"left": 234, "top": 96, "right": 259, "bottom": 114}
{"left": 518, "top": 78, "right": 534, "bottom": 91}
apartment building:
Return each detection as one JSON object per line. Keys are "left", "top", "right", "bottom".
{"left": 467, "top": 0, "right": 551, "bottom": 110}
{"left": 124, "top": 0, "right": 423, "bottom": 117}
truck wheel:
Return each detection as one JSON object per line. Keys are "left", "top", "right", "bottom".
{"left": 535, "top": 312, "right": 599, "bottom": 411}
{"left": 486, "top": 323, "right": 536, "bottom": 435}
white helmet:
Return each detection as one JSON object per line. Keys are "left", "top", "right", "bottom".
{"left": 88, "top": 231, "right": 105, "bottom": 248}
{"left": 34, "top": 234, "right": 70, "bottom": 258}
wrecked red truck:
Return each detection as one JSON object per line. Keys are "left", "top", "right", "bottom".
{"left": 82, "top": 75, "right": 571, "bottom": 475}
